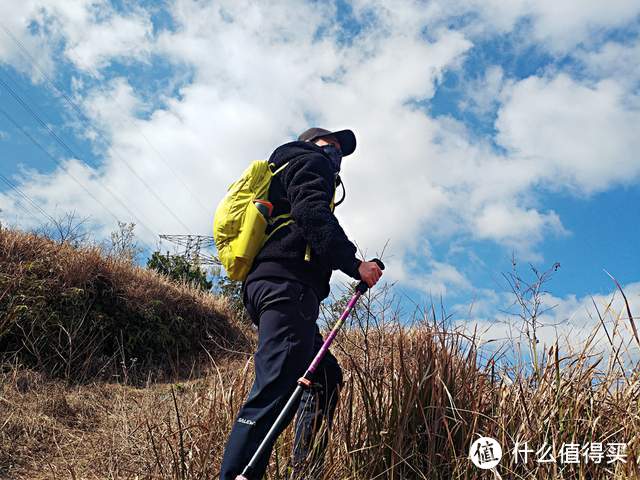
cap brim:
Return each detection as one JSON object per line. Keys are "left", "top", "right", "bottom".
{"left": 330, "top": 129, "right": 356, "bottom": 156}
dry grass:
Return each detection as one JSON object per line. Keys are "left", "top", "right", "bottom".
{"left": 0, "top": 357, "right": 250, "bottom": 479}
{"left": 2, "top": 318, "right": 638, "bottom": 479}
{"left": 1, "top": 227, "right": 639, "bottom": 479}
{"left": 0, "top": 228, "right": 250, "bottom": 382}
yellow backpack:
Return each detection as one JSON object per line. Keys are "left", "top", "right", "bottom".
{"left": 214, "top": 159, "right": 341, "bottom": 281}
{"left": 213, "top": 160, "right": 289, "bottom": 281}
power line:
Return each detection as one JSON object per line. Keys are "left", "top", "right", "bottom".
{"left": 0, "top": 173, "right": 50, "bottom": 222}
{"left": 0, "top": 24, "right": 91, "bottom": 132}
{"left": 1, "top": 194, "right": 36, "bottom": 221}
{"left": 0, "top": 105, "right": 162, "bottom": 247}
{"left": 0, "top": 172, "right": 57, "bottom": 225}
{"left": 0, "top": 23, "right": 212, "bottom": 219}
{"left": 0, "top": 78, "right": 160, "bottom": 241}
{"left": 0, "top": 103, "right": 121, "bottom": 225}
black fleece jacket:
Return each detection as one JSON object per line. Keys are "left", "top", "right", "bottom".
{"left": 244, "top": 141, "right": 362, "bottom": 301}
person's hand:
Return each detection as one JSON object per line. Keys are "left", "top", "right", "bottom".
{"left": 358, "top": 260, "right": 383, "bottom": 288}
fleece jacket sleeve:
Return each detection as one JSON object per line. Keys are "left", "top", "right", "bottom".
{"left": 282, "top": 152, "right": 362, "bottom": 280}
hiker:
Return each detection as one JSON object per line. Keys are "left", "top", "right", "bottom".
{"left": 219, "top": 127, "right": 383, "bottom": 479}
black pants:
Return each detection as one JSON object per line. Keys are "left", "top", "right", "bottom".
{"left": 219, "top": 278, "right": 343, "bottom": 480}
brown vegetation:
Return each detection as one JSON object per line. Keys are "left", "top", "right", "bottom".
{"left": 0, "top": 228, "right": 249, "bottom": 381}
{"left": 1, "top": 227, "right": 638, "bottom": 479}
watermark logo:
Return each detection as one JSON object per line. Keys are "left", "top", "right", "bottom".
{"left": 470, "top": 437, "right": 503, "bottom": 469}
{"left": 468, "top": 437, "right": 629, "bottom": 469}
{"left": 513, "top": 441, "right": 628, "bottom": 464}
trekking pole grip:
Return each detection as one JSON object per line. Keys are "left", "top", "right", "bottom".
{"left": 356, "top": 258, "right": 386, "bottom": 294}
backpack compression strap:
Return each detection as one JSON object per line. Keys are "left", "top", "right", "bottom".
{"left": 264, "top": 161, "right": 292, "bottom": 242}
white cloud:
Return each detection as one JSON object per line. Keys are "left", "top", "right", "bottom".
{"left": 0, "top": 1, "right": 58, "bottom": 82}
{"left": 0, "top": 0, "right": 153, "bottom": 80}
{"left": 57, "top": 1, "right": 475, "bottom": 256}
{"left": 576, "top": 38, "right": 640, "bottom": 89}
{"left": 81, "top": 77, "right": 144, "bottom": 136}
{"left": 1, "top": 0, "right": 639, "bottom": 302}
{"left": 420, "top": 260, "right": 472, "bottom": 295}
{"left": 61, "top": 9, "right": 152, "bottom": 73}
{"left": 381, "top": 255, "right": 472, "bottom": 297}
{"left": 496, "top": 74, "right": 640, "bottom": 195}
{"left": 459, "top": 65, "right": 504, "bottom": 118}
{"left": 421, "top": 0, "right": 640, "bottom": 53}
{"left": 457, "top": 280, "right": 640, "bottom": 365}
{"left": 472, "top": 203, "right": 566, "bottom": 254}
{"left": 0, "top": 161, "right": 115, "bottom": 234}
{"left": 521, "top": 0, "right": 640, "bottom": 53}
{"left": 329, "top": 242, "right": 472, "bottom": 299}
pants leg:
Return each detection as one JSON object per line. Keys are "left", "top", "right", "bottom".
{"left": 290, "top": 326, "right": 343, "bottom": 478}
{"left": 219, "top": 278, "right": 319, "bottom": 480}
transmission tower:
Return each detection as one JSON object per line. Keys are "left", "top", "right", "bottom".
{"left": 159, "top": 234, "right": 220, "bottom": 266}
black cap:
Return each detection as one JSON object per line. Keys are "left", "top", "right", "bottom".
{"left": 298, "top": 127, "right": 356, "bottom": 156}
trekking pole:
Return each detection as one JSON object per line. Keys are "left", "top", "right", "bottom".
{"left": 235, "top": 258, "right": 385, "bottom": 480}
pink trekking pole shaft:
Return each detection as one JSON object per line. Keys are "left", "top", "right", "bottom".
{"left": 235, "top": 258, "right": 385, "bottom": 480}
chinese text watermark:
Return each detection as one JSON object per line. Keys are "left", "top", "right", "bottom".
{"left": 469, "top": 437, "right": 628, "bottom": 469}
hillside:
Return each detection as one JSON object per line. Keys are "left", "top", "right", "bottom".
{"left": 0, "top": 228, "right": 249, "bottom": 381}
{"left": 1, "top": 227, "right": 638, "bottom": 479}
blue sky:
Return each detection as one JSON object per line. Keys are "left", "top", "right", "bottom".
{"left": 1, "top": 0, "right": 639, "bottom": 354}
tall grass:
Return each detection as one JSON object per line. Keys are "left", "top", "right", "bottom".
{"left": 1, "top": 227, "right": 638, "bottom": 479}
{"left": 0, "top": 228, "right": 249, "bottom": 382}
